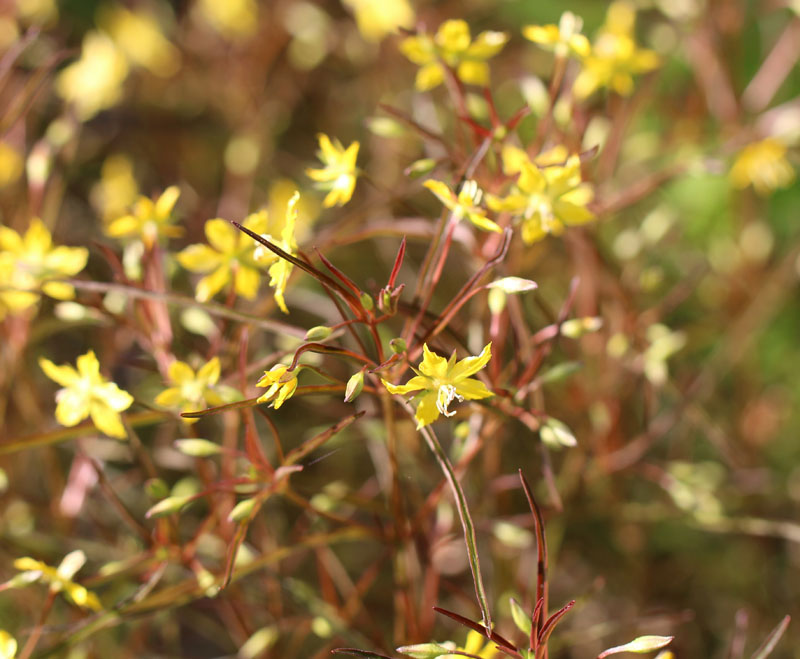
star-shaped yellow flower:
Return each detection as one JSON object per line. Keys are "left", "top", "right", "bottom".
{"left": 256, "top": 364, "right": 299, "bottom": 409}
{"left": 306, "top": 134, "right": 360, "bottom": 208}
{"left": 0, "top": 218, "right": 88, "bottom": 319}
{"left": 8, "top": 550, "right": 101, "bottom": 611}
{"left": 106, "top": 186, "right": 181, "bottom": 248}
{"left": 729, "top": 138, "right": 795, "bottom": 196}
{"left": 573, "top": 1, "right": 659, "bottom": 99}
{"left": 400, "top": 19, "right": 508, "bottom": 91}
{"left": 154, "top": 357, "right": 225, "bottom": 422}
{"left": 177, "top": 211, "right": 268, "bottom": 302}
{"left": 39, "top": 350, "right": 134, "bottom": 439}
{"left": 382, "top": 343, "right": 493, "bottom": 429}
{"left": 424, "top": 179, "right": 502, "bottom": 233}
{"left": 523, "top": 11, "right": 590, "bottom": 59}
{"left": 486, "top": 145, "right": 594, "bottom": 244}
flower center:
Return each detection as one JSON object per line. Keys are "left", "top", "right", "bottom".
{"left": 436, "top": 384, "right": 464, "bottom": 417}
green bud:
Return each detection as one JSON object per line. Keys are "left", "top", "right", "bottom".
{"left": 344, "top": 370, "right": 365, "bottom": 403}
{"left": 389, "top": 337, "right": 407, "bottom": 354}
{"left": 509, "top": 596, "right": 533, "bottom": 636}
{"left": 396, "top": 642, "right": 454, "bottom": 658}
{"left": 359, "top": 292, "right": 374, "bottom": 311}
{"left": 228, "top": 497, "right": 258, "bottom": 522}
{"left": 539, "top": 417, "right": 577, "bottom": 449}
{"left": 405, "top": 158, "right": 436, "bottom": 178}
{"left": 488, "top": 276, "right": 538, "bottom": 294}
{"left": 145, "top": 495, "right": 194, "bottom": 519}
{"left": 561, "top": 316, "right": 603, "bottom": 339}
{"left": 304, "top": 325, "right": 333, "bottom": 341}
{"left": 174, "top": 438, "right": 222, "bottom": 457}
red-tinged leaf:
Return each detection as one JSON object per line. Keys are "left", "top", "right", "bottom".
{"left": 751, "top": 615, "right": 791, "bottom": 659}
{"left": 536, "top": 600, "right": 575, "bottom": 655}
{"left": 283, "top": 411, "right": 365, "bottom": 466}
{"left": 432, "top": 607, "right": 518, "bottom": 652}
{"left": 315, "top": 248, "right": 363, "bottom": 300}
{"left": 181, "top": 397, "right": 261, "bottom": 418}
{"left": 388, "top": 237, "right": 406, "bottom": 288}
{"left": 519, "top": 470, "right": 548, "bottom": 638}
{"left": 232, "top": 221, "right": 360, "bottom": 308}
{"left": 531, "top": 598, "right": 545, "bottom": 651}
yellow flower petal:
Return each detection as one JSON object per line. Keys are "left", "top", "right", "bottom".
{"left": 234, "top": 264, "right": 260, "bottom": 300}
{"left": 155, "top": 185, "right": 180, "bottom": 218}
{"left": 456, "top": 60, "right": 490, "bottom": 86}
{"left": 414, "top": 390, "right": 440, "bottom": 428}
{"left": 89, "top": 399, "right": 127, "bottom": 438}
{"left": 177, "top": 244, "right": 221, "bottom": 273}
{"left": 204, "top": 218, "right": 237, "bottom": 253}
{"left": 39, "top": 357, "right": 79, "bottom": 387}
{"left": 197, "top": 357, "right": 221, "bottom": 384}
{"left": 195, "top": 265, "right": 231, "bottom": 302}
{"left": 154, "top": 386, "right": 183, "bottom": 407}
{"left": 454, "top": 378, "right": 494, "bottom": 400}
{"left": 448, "top": 343, "right": 492, "bottom": 381}
{"left": 168, "top": 360, "right": 195, "bottom": 384}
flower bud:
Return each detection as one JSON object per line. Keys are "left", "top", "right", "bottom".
{"left": 344, "top": 370, "right": 365, "bottom": 403}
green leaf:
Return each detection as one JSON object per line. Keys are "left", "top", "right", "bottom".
{"left": 510, "top": 597, "right": 532, "bottom": 636}
{"left": 598, "top": 635, "right": 674, "bottom": 658}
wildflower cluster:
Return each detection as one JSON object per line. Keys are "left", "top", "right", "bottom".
{"left": 0, "top": 0, "right": 796, "bottom": 657}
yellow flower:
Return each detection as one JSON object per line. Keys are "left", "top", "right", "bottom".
{"left": 56, "top": 31, "right": 129, "bottom": 121}
{"left": 341, "top": 0, "right": 414, "bottom": 42}
{"left": 177, "top": 211, "right": 267, "bottom": 302}
{"left": 486, "top": 145, "right": 594, "bottom": 244}
{"left": 98, "top": 6, "right": 181, "bottom": 78}
{"left": 256, "top": 364, "right": 299, "bottom": 409}
{"left": 9, "top": 550, "right": 101, "bottom": 611}
{"left": 400, "top": 19, "right": 508, "bottom": 91}
{"left": 382, "top": 343, "right": 494, "bottom": 429}
{"left": 256, "top": 191, "right": 299, "bottom": 314}
{"left": 39, "top": 350, "right": 134, "bottom": 439}
{"left": 15, "top": 0, "right": 58, "bottom": 26}
{"left": 197, "top": 0, "right": 258, "bottom": 40}
{"left": 91, "top": 154, "right": 140, "bottom": 222}
{"left": 0, "top": 141, "right": 23, "bottom": 187}
{"left": 154, "top": 357, "right": 225, "bottom": 421}
{"left": 573, "top": 1, "right": 659, "bottom": 99}
{"left": 0, "top": 630, "right": 16, "bottom": 659}
{"left": 306, "top": 134, "right": 360, "bottom": 208}
{"left": 729, "top": 138, "right": 795, "bottom": 196}
{"left": 443, "top": 630, "right": 499, "bottom": 658}
{"left": 424, "top": 179, "right": 502, "bottom": 233}
{"left": 106, "top": 186, "right": 182, "bottom": 248}
{"left": 0, "top": 218, "right": 88, "bottom": 317}
{"left": 523, "top": 11, "right": 590, "bottom": 59}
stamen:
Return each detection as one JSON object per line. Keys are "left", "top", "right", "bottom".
{"left": 436, "top": 384, "right": 464, "bottom": 416}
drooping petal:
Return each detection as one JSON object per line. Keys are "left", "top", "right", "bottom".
{"left": 414, "top": 390, "right": 440, "bottom": 429}
{"left": 382, "top": 374, "right": 428, "bottom": 395}
{"left": 415, "top": 62, "right": 445, "bottom": 91}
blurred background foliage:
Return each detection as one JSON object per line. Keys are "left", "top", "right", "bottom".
{"left": 1, "top": 0, "right": 799, "bottom": 657}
